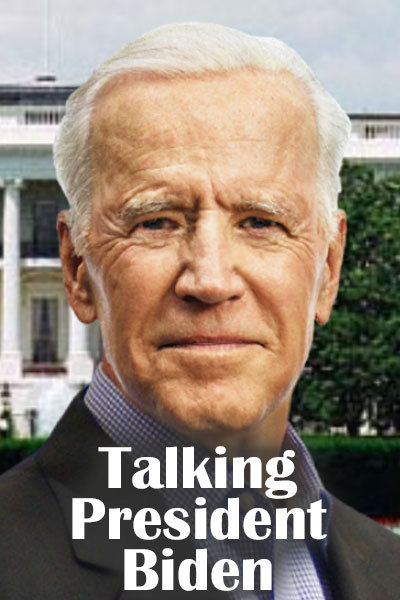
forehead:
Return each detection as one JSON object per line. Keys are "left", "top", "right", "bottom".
{"left": 92, "top": 67, "right": 317, "bottom": 141}
{"left": 90, "top": 68, "right": 319, "bottom": 207}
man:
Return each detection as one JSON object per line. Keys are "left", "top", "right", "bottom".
{"left": 0, "top": 22, "right": 399, "bottom": 600}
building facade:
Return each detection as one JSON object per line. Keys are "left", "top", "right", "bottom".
{"left": 0, "top": 79, "right": 399, "bottom": 436}
{"left": 0, "top": 80, "right": 100, "bottom": 436}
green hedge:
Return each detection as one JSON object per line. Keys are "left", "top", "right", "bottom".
{"left": 302, "top": 435, "right": 400, "bottom": 452}
{"left": 303, "top": 436, "right": 400, "bottom": 517}
{"left": 0, "top": 438, "right": 45, "bottom": 473}
{"left": 0, "top": 436, "right": 398, "bottom": 517}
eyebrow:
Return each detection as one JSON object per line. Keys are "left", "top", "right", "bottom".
{"left": 118, "top": 195, "right": 302, "bottom": 226}
{"left": 231, "top": 198, "right": 302, "bottom": 225}
{"left": 118, "top": 198, "right": 185, "bottom": 223}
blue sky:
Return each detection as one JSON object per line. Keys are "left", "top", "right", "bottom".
{"left": 0, "top": 0, "right": 399, "bottom": 112}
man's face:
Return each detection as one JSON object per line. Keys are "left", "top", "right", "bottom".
{"left": 67, "top": 69, "right": 344, "bottom": 440}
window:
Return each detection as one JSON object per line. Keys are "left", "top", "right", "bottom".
{"left": 33, "top": 199, "right": 60, "bottom": 257}
{"left": 21, "top": 182, "right": 68, "bottom": 259}
{"left": 32, "top": 298, "right": 58, "bottom": 363}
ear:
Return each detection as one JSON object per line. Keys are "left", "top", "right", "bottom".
{"left": 315, "top": 210, "right": 346, "bottom": 325}
{"left": 57, "top": 211, "right": 97, "bottom": 324}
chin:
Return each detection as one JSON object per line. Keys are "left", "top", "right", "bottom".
{"left": 152, "top": 384, "right": 273, "bottom": 440}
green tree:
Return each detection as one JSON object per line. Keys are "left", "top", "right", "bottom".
{"left": 292, "top": 163, "right": 400, "bottom": 435}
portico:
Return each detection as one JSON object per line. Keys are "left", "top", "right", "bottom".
{"left": 0, "top": 81, "right": 100, "bottom": 435}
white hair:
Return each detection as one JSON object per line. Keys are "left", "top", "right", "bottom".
{"left": 53, "top": 22, "right": 351, "bottom": 255}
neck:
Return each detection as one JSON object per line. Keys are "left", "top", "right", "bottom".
{"left": 187, "top": 398, "right": 290, "bottom": 465}
{"left": 101, "top": 357, "right": 290, "bottom": 463}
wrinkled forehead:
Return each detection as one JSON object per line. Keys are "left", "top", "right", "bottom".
{"left": 88, "top": 69, "right": 320, "bottom": 222}
{"left": 90, "top": 67, "right": 319, "bottom": 157}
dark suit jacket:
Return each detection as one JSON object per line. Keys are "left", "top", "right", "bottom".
{"left": 0, "top": 390, "right": 400, "bottom": 599}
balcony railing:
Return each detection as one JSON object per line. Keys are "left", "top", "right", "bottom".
{"left": 23, "top": 362, "right": 66, "bottom": 375}
{"left": 0, "top": 106, "right": 65, "bottom": 127}
{"left": 24, "top": 110, "right": 64, "bottom": 125}
{"left": 350, "top": 117, "right": 400, "bottom": 141}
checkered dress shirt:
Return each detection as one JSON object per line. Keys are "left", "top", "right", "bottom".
{"left": 85, "top": 365, "right": 331, "bottom": 599}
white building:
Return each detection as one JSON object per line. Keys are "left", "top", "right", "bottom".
{"left": 0, "top": 78, "right": 100, "bottom": 436}
{"left": 0, "top": 79, "right": 399, "bottom": 436}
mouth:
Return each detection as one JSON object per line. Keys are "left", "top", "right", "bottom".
{"left": 159, "top": 336, "right": 264, "bottom": 351}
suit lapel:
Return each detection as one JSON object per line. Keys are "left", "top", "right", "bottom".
{"left": 36, "top": 391, "right": 226, "bottom": 599}
{"left": 37, "top": 391, "right": 186, "bottom": 566}
{"left": 36, "top": 391, "right": 128, "bottom": 597}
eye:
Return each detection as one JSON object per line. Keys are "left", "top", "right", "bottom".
{"left": 240, "top": 216, "right": 283, "bottom": 230}
{"left": 135, "top": 217, "right": 177, "bottom": 231}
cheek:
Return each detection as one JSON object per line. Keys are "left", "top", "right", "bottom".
{"left": 260, "top": 251, "right": 318, "bottom": 301}
{"left": 253, "top": 251, "right": 320, "bottom": 344}
{"left": 278, "top": 257, "right": 320, "bottom": 357}
{"left": 94, "top": 249, "right": 178, "bottom": 329}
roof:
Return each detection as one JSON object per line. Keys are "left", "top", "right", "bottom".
{"left": 348, "top": 113, "right": 400, "bottom": 120}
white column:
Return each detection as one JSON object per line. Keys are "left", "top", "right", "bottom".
{"left": 67, "top": 307, "right": 93, "bottom": 383}
{"left": 0, "top": 179, "right": 23, "bottom": 381}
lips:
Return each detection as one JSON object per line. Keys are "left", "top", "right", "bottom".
{"left": 159, "top": 336, "right": 264, "bottom": 349}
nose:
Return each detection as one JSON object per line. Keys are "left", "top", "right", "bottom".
{"left": 174, "top": 221, "right": 246, "bottom": 305}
